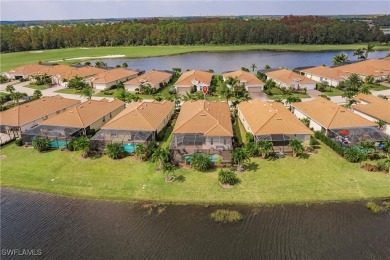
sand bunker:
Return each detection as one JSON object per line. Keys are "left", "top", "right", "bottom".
{"left": 49, "top": 55, "right": 125, "bottom": 63}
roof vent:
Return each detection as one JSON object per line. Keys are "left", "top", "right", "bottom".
{"left": 276, "top": 118, "right": 282, "bottom": 120}
{"left": 200, "top": 114, "right": 207, "bottom": 116}
{"left": 79, "top": 106, "right": 83, "bottom": 108}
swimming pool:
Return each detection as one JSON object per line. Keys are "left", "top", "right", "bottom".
{"left": 50, "top": 140, "right": 68, "bottom": 149}
{"left": 123, "top": 143, "right": 135, "bottom": 153}
{"left": 183, "top": 153, "right": 222, "bottom": 163}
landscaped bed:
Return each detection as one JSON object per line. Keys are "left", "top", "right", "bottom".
{"left": 1, "top": 142, "right": 389, "bottom": 205}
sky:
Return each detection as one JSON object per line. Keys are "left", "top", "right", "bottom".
{"left": 0, "top": 0, "right": 389, "bottom": 21}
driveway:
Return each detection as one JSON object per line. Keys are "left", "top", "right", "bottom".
{"left": 250, "top": 92, "right": 270, "bottom": 100}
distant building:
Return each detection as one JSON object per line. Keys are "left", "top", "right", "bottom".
{"left": 336, "top": 59, "right": 390, "bottom": 81}
{"left": 223, "top": 70, "right": 264, "bottom": 94}
{"left": 124, "top": 70, "right": 173, "bottom": 93}
{"left": 300, "top": 66, "right": 349, "bottom": 87}
{"left": 265, "top": 69, "right": 317, "bottom": 90}
{"left": 90, "top": 68, "right": 139, "bottom": 90}
{"left": 174, "top": 70, "right": 212, "bottom": 95}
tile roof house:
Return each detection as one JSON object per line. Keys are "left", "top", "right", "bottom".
{"left": 291, "top": 97, "right": 388, "bottom": 146}
{"left": 170, "top": 100, "right": 233, "bottom": 162}
{"left": 91, "top": 68, "right": 139, "bottom": 90}
{"left": 55, "top": 66, "right": 107, "bottom": 87}
{"left": 21, "top": 99, "right": 125, "bottom": 148}
{"left": 124, "top": 70, "right": 173, "bottom": 93}
{"left": 266, "top": 69, "right": 317, "bottom": 90}
{"left": 3, "top": 64, "right": 50, "bottom": 80}
{"left": 223, "top": 70, "right": 265, "bottom": 94}
{"left": 0, "top": 95, "right": 80, "bottom": 135}
{"left": 336, "top": 59, "right": 390, "bottom": 81}
{"left": 352, "top": 94, "right": 390, "bottom": 135}
{"left": 300, "top": 66, "right": 349, "bottom": 87}
{"left": 238, "top": 100, "right": 312, "bottom": 150}
{"left": 91, "top": 100, "right": 175, "bottom": 150}
{"left": 174, "top": 70, "right": 212, "bottom": 95}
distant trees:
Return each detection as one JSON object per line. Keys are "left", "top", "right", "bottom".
{"left": 1, "top": 16, "right": 384, "bottom": 53}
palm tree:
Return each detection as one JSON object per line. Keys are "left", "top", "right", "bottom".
{"left": 135, "top": 144, "right": 145, "bottom": 160}
{"left": 342, "top": 91, "right": 357, "bottom": 108}
{"left": 33, "top": 90, "right": 42, "bottom": 99}
{"left": 359, "top": 85, "right": 371, "bottom": 94}
{"left": 191, "top": 153, "right": 212, "bottom": 172}
{"left": 363, "top": 44, "right": 375, "bottom": 59}
{"left": 377, "top": 119, "right": 386, "bottom": 130}
{"left": 80, "top": 87, "right": 93, "bottom": 100}
{"left": 151, "top": 147, "right": 170, "bottom": 171}
{"left": 264, "top": 64, "right": 271, "bottom": 69}
{"left": 285, "top": 96, "right": 301, "bottom": 109}
{"left": 250, "top": 63, "right": 257, "bottom": 72}
{"left": 217, "top": 81, "right": 234, "bottom": 103}
{"left": 332, "top": 54, "right": 349, "bottom": 66}
{"left": 6, "top": 85, "right": 15, "bottom": 93}
{"left": 257, "top": 140, "right": 274, "bottom": 158}
{"left": 105, "top": 143, "right": 127, "bottom": 159}
{"left": 10, "top": 92, "right": 24, "bottom": 104}
{"left": 231, "top": 147, "right": 250, "bottom": 172}
{"left": 182, "top": 92, "right": 197, "bottom": 101}
{"left": 32, "top": 137, "right": 51, "bottom": 152}
{"left": 288, "top": 139, "right": 304, "bottom": 157}
{"left": 162, "top": 162, "right": 176, "bottom": 182}
{"left": 84, "top": 61, "right": 91, "bottom": 66}
{"left": 122, "top": 62, "right": 128, "bottom": 68}
{"left": 364, "top": 75, "right": 375, "bottom": 84}
{"left": 345, "top": 73, "right": 363, "bottom": 92}
{"left": 353, "top": 48, "right": 365, "bottom": 60}
{"left": 0, "top": 96, "right": 7, "bottom": 111}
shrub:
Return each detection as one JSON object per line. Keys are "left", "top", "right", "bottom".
{"left": 245, "top": 132, "right": 254, "bottom": 143}
{"left": 309, "top": 136, "right": 320, "bottom": 146}
{"left": 191, "top": 153, "right": 212, "bottom": 172}
{"left": 67, "top": 141, "right": 74, "bottom": 151}
{"left": 105, "top": 143, "right": 127, "bottom": 159}
{"left": 15, "top": 138, "right": 23, "bottom": 146}
{"left": 366, "top": 201, "right": 390, "bottom": 214}
{"left": 314, "top": 131, "right": 344, "bottom": 156}
{"left": 72, "top": 136, "right": 91, "bottom": 151}
{"left": 377, "top": 160, "right": 390, "bottom": 172}
{"left": 210, "top": 209, "right": 243, "bottom": 223}
{"left": 218, "top": 169, "right": 240, "bottom": 186}
{"left": 245, "top": 142, "right": 258, "bottom": 157}
{"left": 343, "top": 147, "right": 366, "bottom": 163}
{"left": 32, "top": 137, "right": 51, "bottom": 152}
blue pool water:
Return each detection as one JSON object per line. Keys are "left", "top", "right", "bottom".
{"left": 50, "top": 140, "right": 68, "bottom": 149}
{"left": 123, "top": 144, "right": 135, "bottom": 153}
{"left": 183, "top": 153, "right": 222, "bottom": 163}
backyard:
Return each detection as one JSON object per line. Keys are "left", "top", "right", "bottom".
{"left": 1, "top": 142, "right": 389, "bottom": 205}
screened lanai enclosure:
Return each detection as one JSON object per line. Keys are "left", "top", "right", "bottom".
{"left": 91, "top": 129, "right": 154, "bottom": 152}
{"left": 21, "top": 125, "right": 83, "bottom": 148}
{"left": 254, "top": 134, "right": 311, "bottom": 153}
{"left": 170, "top": 134, "right": 233, "bottom": 163}
{"left": 328, "top": 127, "right": 389, "bottom": 147}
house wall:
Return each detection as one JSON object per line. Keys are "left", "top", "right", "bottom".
{"left": 303, "top": 73, "right": 341, "bottom": 87}
{"left": 352, "top": 109, "right": 390, "bottom": 135}
{"left": 175, "top": 85, "right": 192, "bottom": 94}
{"left": 20, "top": 107, "right": 73, "bottom": 133}
{"left": 246, "top": 84, "right": 263, "bottom": 93}
{"left": 237, "top": 108, "right": 253, "bottom": 134}
{"left": 292, "top": 107, "right": 323, "bottom": 132}
{"left": 155, "top": 107, "right": 175, "bottom": 133}
{"left": 300, "top": 83, "right": 316, "bottom": 90}
{"left": 205, "top": 136, "right": 233, "bottom": 150}
{"left": 88, "top": 105, "right": 125, "bottom": 131}
{"left": 94, "top": 75, "right": 137, "bottom": 90}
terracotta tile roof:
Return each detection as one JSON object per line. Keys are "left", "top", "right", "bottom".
{"left": 337, "top": 59, "right": 390, "bottom": 77}
{"left": 0, "top": 95, "right": 80, "bottom": 127}
{"left": 7, "top": 64, "right": 50, "bottom": 76}
{"left": 266, "top": 69, "right": 317, "bottom": 85}
{"left": 101, "top": 100, "right": 174, "bottom": 131}
{"left": 292, "top": 97, "right": 377, "bottom": 129}
{"left": 301, "top": 66, "right": 349, "bottom": 81}
{"left": 91, "top": 68, "right": 138, "bottom": 84}
{"left": 60, "top": 66, "right": 107, "bottom": 80}
{"left": 38, "top": 65, "right": 75, "bottom": 77}
{"left": 174, "top": 70, "right": 212, "bottom": 86}
{"left": 173, "top": 100, "right": 233, "bottom": 136}
{"left": 40, "top": 99, "right": 125, "bottom": 128}
{"left": 124, "top": 70, "right": 172, "bottom": 86}
{"left": 238, "top": 100, "right": 312, "bottom": 135}
{"left": 353, "top": 94, "right": 390, "bottom": 123}
{"left": 223, "top": 70, "right": 264, "bottom": 86}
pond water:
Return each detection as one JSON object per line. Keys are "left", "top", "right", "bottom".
{"left": 90, "top": 50, "right": 389, "bottom": 73}
{"left": 1, "top": 188, "right": 390, "bottom": 259}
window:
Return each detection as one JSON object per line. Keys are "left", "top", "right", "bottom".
{"left": 102, "top": 117, "right": 106, "bottom": 122}
{"left": 224, "top": 139, "right": 226, "bottom": 145}
{"left": 110, "top": 112, "right": 112, "bottom": 118}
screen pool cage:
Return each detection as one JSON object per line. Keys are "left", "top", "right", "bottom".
{"left": 170, "top": 133, "right": 206, "bottom": 149}
{"left": 21, "top": 125, "right": 83, "bottom": 148}
{"left": 91, "top": 129, "right": 154, "bottom": 150}
{"left": 328, "top": 127, "right": 389, "bottom": 147}
{"left": 254, "top": 134, "right": 309, "bottom": 152}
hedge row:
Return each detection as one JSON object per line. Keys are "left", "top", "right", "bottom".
{"left": 314, "top": 131, "right": 345, "bottom": 156}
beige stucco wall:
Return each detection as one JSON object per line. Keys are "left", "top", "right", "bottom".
{"left": 88, "top": 104, "right": 125, "bottom": 131}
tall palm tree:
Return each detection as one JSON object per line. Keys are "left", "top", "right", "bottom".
{"left": 359, "top": 85, "right": 371, "bottom": 94}
{"left": 363, "top": 44, "right": 375, "bottom": 59}
{"left": 162, "top": 162, "right": 176, "bottom": 182}
{"left": 105, "top": 143, "right": 127, "bottom": 159}
{"left": 135, "top": 144, "right": 145, "bottom": 160}
{"left": 257, "top": 140, "right": 274, "bottom": 158}
{"left": 6, "top": 85, "right": 15, "bottom": 93}
{"left": 80, "top": 87, "right": 93, "bottom": 100}
{"left": 332, "top": 54, "right": 349, "bottom": 66}
{"left": 353, "top": 48, "right": 366, "bottom": 60}
{"left": 217, "top": 81, "right": 234, "bottom": 103}
{"left": 33, "top": 90, "right": 42, "bottom": 99}
{"left": 151, "top": 147, "right": 170, "bottom": 171}
{"left": 231, "top": 147, "right": 250, "bottom": 172}
{"left": 288, "top": 139, "right": 304, "bottom": 157}
{"left": 10, "top": 92, "right": 24, "bottom": 104}
{"left": 376, "top": 119, "right": 386, "bottom": 130}
{"left": 250, "top": 63, "right": 257, "bottom": 72}
{"left": 345, "top": 73, "right": 363, "bottom": 92}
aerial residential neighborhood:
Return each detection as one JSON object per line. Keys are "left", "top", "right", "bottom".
{"left": 1, "top": 2, "right": 390, "bottom": 258}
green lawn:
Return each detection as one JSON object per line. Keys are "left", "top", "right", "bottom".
{"left": 0, "top": 92, "right": 8, "bottom": 96}
{"left": 55, "top": 88, "right": 81, "bottom": 95}
{"left": 1, "top": 142, "right": 389, "bottom": 205}
{"left": 267, "top": 88, "right": 310, "bottom": 100}
{"left": 1, "top": 44, "right": 389, "bottom": 72}
{"left": 317, "top": 87, "right": 345, "bottom": 97}
{"left": 366, "top": 83, "right": 389, "bottom": 91}
{"left": 233, "top": 119, "right": 247, "bottom": 145}
{"left": 25, "top": 84, "right": 47, "bottom": 91}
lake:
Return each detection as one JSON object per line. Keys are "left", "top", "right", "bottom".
{"left": 1, "top": 188, "right": 390, "bottom": 259}
{"left": 90, "top": 50, "right": 389, "bottom": 73}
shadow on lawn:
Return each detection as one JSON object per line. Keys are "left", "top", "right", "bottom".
{"left": 298, "top": 153, "right": 310, "bottom": 159}
{"left": 175, "top": 175, "right": 186, "bottom": 183}
{"left": 244, "top": 162, "right": 259, "bottom": 172}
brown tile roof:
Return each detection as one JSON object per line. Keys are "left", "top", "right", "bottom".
{"left": 174, "top": 70, "right": 212, "bottom": 86}
{"left": 124, "top": 70, "right": 172, "bottom": 86}
{"left": 337, "top": 59, "right": 390, "bottom": 77}
{"left": 102, "top": 100, "right": 174, "bottom": 131}
{"left": 7, "top": 64, "right": 50, "bottom": 76}
{"left": 173, "top": 100, "right": 233, "bottom": 136}
{"left": 292, "top": 97, "right": 377, "bottom": 129}
{"left": 60, "top": 66, "right": 107, "bottom": 80}
{"left": 238, "top": 100, "right": 312, "bottom": 135}
{"left": 223, "top": 70, "right": 264, "bottom": 86}
{"left": 266, "top": 69, "right": 317, "bottom": 85}
{"left": 301, "top": 66, "right": 349, "bottom": 81}
{"left": 353, "top": 94, "right": 390, "bottom": 123}
{"left": 40, "top": 99, "right": 125, "bottom": 128}
{"left": 91, "top": 68, "right": 138, "bottom": 84}
{"left": 38, "top": 65, "right": 74, "bottom": 77}
{"left": 0, "top": 95, "right": 80, "bottom": 127}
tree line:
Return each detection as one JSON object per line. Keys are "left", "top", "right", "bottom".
{"left": 1, "top": 16, "right": 387, "bottom": 53}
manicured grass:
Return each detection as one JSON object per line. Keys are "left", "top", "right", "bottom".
{"left": 317, "top": 87, "right": 345, "bottom": 97}
{"left": 0, "top": 92, "right": 8, "bottom": 96}
{"left": 1, "top": 143, "right": 389, "bottom": 205}
{"left": 160, "top": 125, "right": 174, "bottom": 149}
{"left": 1, "top": 44, "right": 389, "bottom": 72}
{"left": 25, "top": 84, "right": 47, "bottom": 91}
{"left": 55, "top": 88, "right": 80, "bottom": 95}
{"left": 366, "top": 83, "right": 389, "bottom": 91}
{"left": 267, "top": 88, "right": 310, "bottom": 100}
{"left": 233, "top": 119, "right": 247, "bottom": 145}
